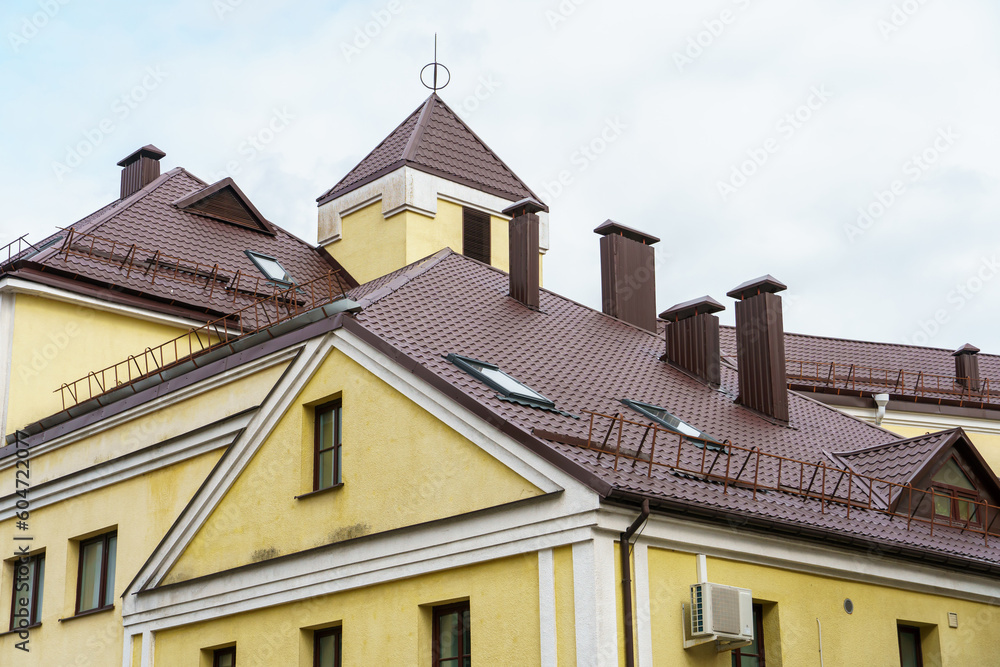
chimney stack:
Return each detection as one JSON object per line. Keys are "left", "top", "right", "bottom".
{"left": 953, "top": 344, "right": 981, "bottom": 392}
{"left": 502, "top": 198, "right": 546, "bottom": 310}
{"left": 118, "top": 144, "right": 166, "bottom": 200}
{"left": 726, "top": 275, "right": 789, "bottom": 423}
{"left": 595, "top": 220, "right": 659, "bottom": 332}
{"left": 659, "top": 296, "right": 725, "bottom": 387}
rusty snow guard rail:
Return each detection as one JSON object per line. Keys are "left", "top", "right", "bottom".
{"left": 0, "top": 234, "right": 42, "bottom": 272}
{"left": 56, "top": 227, "right": 301, "bottom": 303}
{"left": 55, "top": 269, "right": 356, "bottom": 411}
{"left": 786, "top": 358, "right": 996, "bottom": 406}
{"left": 571, "top": 410, "right": 1000, "bottom": 545}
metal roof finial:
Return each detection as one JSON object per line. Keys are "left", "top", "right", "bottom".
{"left": 420, "top": 33, "right": 450, "bottom": 92}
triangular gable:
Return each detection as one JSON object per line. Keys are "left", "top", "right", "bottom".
{"left": 174, "top": 177, "right": 276, "bottom": 235}
{"left": 317, "top": 94, "right": 544, "bottom": 206}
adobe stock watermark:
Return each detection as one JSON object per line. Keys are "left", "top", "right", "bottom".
{"left": 51, "top": 66, "right": 169, "bottom": 182}
{"left": 209, "top": 107, "right": 294, "bottom": 181}
{"left": 716, "top": 85, "right": 833, "bottom": 201}
{"left": 877, "top": 0, "right": 931, "bottom": 40}
{"left": 452, "top": 75, "right": 501, "bottom": 117}
{"left": 544, "top": 0, "right": 587, "bottom": 30}
{"left": 537, "top": 117, "right": 627, "bottom": 202}
{"left": 8, "top": 0, "right": 71, "bottom": 53}
{"left": 340, "top": 0, "right": 403, "bottom": 63}
{"left": 901, "top": 255, "right": 999, "bottom": 346}
{"left": 673, "top": 0, "right": 753, "bottom": 73}
{"left": 843, "top": 126, "right": 957, "bottom": 243}
{"left": 213, "top": 0, "right": 244, "bottom": 19}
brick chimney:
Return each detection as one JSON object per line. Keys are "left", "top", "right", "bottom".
{"left": 953, "top": 343, "right": 981, "bottom": 392}
{"left": 502, "top": 198, "right": 546, "bottom": 310}
{"left": 595, "top": 220, "right": 659, "bottom": 332}
{"left": 118, "top": 144, "right": 165, "bottom": 200}
{"left": 659, "top": 296, "right": 725, "bottom": 387}
{"left": 726, "top": 275, "right": 789, "bottom": 423}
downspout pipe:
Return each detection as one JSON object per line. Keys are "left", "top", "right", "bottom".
{"left": 621, "top": 499, "right": 650, "bottom": 667}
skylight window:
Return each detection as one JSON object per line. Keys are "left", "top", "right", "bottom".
{"left": 245, "top": 250, "right": 293, "bottom": 284}
{"left": 622, "top": 399, "right": 722, "bottom": 449}
{"left": 447, "top": 354, "right": 554, "bottom": 408}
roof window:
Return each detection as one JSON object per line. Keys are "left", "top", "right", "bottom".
{"left": 622, "top": 399, "right": 722, "bottom": 449}
{"left": 447, "top": 354, "right": 554, "bottom": 408}
{"left": 246, "top": 251, "right": 293, "bottom": 284}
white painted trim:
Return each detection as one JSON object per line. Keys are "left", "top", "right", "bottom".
{"left": 0, "top": 292, "right": 14, "bottom": 436}
{"left": 633, "top": 541, "right": 653, "bottom": 667}
{"left": 837, "top": 405, "right": 1000, "bottom": 437}
{"left": 572, "top": 535, "right": 619, "bottom": 667}
{"left": 0, "top": 411, "right": 250, "bottom": 518}
{"left": 131, "top": 335, "right": 333, "bottom": 590}
{"left": 595, "top": 506, "right": 1000, "bottom": 604}
{"left": 0, "top": 276, "right": 213, "bottom": 332}
{"left": 538, "top": 548, "right": 557, "bottom": 667}
{"left": 0, "top": 345, "right": 299, "bottom": 472}
{"left": 318, "top": 166, "right": 550, "bottom": 252}
{"left": 122, "top": 630, "right": 134, "bottom": 667}
{"left": 141, "top": 629, "right": 154, "bottom": 667}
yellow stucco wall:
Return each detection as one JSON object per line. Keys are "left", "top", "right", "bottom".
{"left": 553, "top": 545, "right": 577, "bottom": 665}
{"left": 322, "top": 198, "right": 544, "bottom": 286}
{"left": 644, "top": 547, "right": 1000, "bottom": 666}
{"left": 164, "top": 347, "right": 542, "bottom": 584}
{"left": 153, "top": 554, "right": 541, "bottom": 666}
{"left": 7, "top": 295, "right": 195, "bottom": 434}
{"left": 0, "top": 448, "right": 224, "bottom": 666}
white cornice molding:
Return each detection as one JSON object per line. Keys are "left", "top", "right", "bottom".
{"left": 318, "top": 166, "right": 550, "bottom": 252}
{"left": 837, "top": 405, "right": 1000, "bottom": 437}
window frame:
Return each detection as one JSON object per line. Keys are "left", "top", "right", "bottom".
{"left": 213, "top": 646, "right": 237, "bottom": 667}
{"left": 432, "top": 601, "right": 471, "bottom": 666}
{"left": 245, "top": 250, "right": 294, "bottom": 285}
{"left": 447, "top": 353, "right": 555, "bottom": 408}
{"left": 897, "top": 624, "right": 924, "bottom": 667}
{"left": 931, "top": 456, "right": 982, "bottom": 527}
{"left": 461, "top": 207, "right": 491, "bottom": 264}
{"left": 313, "top": 626, "right": 342, "bottom": 667}
{"left": 622, "top": 398, "right": 723, "bottom": 450}
{"left": 74, "top": 531, "right": 117, "bottom": 616}
{"left": 730, "top": 602, "right": 766, "bottom": 666}
{"left": 313, "top": 400, "right": 343, "bottom": 492}
{"left": 9, "top": 553, "right": 44, "bottom": 630}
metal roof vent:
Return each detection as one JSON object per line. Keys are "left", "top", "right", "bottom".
{"left": 726, "top": 275, "right": 789, "bottom": 423}
{"left": 503, "top": 198, "right": 544, "bottom": 310}
{"left": 118, "top": 144, "right": 165, "bottom": 200}
{"left": 595, "top": 219, "right": 659, "bottom": 332}
{"left": 660, "top": 296, "right": 725, "bottom": 387}
{"left": 953, "top": 343, "right": 981, "bottom": 392}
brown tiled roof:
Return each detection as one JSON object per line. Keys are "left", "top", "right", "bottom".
{"left": 317, "top": 93, "right": 543, "bottom": 206}
{"left": 350, "top": 250, "right": 1000, "bottom": 569}
{"left": 833, "top": 430, "right": 955, "bottom": 487}
{"left": 9, "top": 168, "right": 355, "bottom": 320}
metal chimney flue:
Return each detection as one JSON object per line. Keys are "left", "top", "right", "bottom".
{"left": 595, "top": 220, "right": 659, "bottom": 332}
{"left": 660, "top": 296, "right": 725, "bottom": 387}
{"left": 726, "top": 275, "right": 789, "bottom": 423}
{"left": 953, "top": 343, "right": 981, "bottom": 392}
{"left": 503, "top": 198, "right": 546, "bottom": 310}
{"left": 118, "top": 144, "right": 166, "bottom": 200}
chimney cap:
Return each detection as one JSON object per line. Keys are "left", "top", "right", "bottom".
{"left": 117, "top": 144, "right": 166, "bottom": 167}
{"left": 593, "top": 219, "right": 660, "bottom": 245}
{"left": 502, "top": 197, "right": 548, "bottom": 216}
{"left": 953, "top": 343, "right": 981, "bottom": 356}
{"left": 726, "top": 274, "right": 787, "bottom": 300}
{"left": 659, "top": 295, "right": 725, "bottom": 321}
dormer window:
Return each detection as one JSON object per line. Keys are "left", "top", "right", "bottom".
{"left": 246, "top": 251, "right": 293, "bottom": 284}
{"left": 447, "top": 354, "right": 554, "bottom": 408}
{"left": 931, "top": 457, "right": 981, "bottom": 526}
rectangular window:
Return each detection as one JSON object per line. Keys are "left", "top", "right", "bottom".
{"left": 433, "top": 602, "right": 471, "bottom": 667}
{"left": 75, "top": 532, "right": 116, "bottom": 614}
{"left": 314, "top": 627, "right": 342, "bottom": 667}
{"left": 314, "top": 400, "right": 343, "bottom": 491}
{"left": 462, "top": 207, "right": 491, "bottom": 264}
{"left": 213, "top": 646, "right": 236, "bottom": 667}
{"left": 9, "top": 553, "right": 44, "bottom": 630}
{"left": 731, "top": 603, "right": 765, "bottom": 667}
{"left": 898, "top": 625, "right": 923, "bottom": 667}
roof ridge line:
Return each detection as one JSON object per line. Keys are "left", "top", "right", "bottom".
{"left": 833, "top": 427, "right": 960, "bottom": 457}
{"left": 401, "top": 94, "right": 436, "bottom": 163}
{"left": 353, "top": 248, "right": 455, "bottom": 310}
{"left": 31, "top": 168, "right": 186, "bottom": 265}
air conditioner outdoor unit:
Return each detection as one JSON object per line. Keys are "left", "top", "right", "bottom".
{"left": 689, "top": 582, "right": 754, "bottom": 643}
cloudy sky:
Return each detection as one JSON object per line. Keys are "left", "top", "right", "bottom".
{"left": 2, "top": 0, "right": 998, "bottom": 355}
